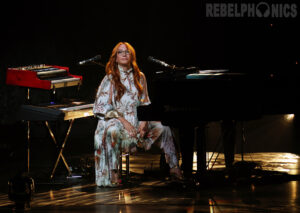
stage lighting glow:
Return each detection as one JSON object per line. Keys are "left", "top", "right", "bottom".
{"left": 284, "top": 114, "right": 295, "bottom": 121}
{"left": 84, "top": 112, "right": 91, "bottom": 117}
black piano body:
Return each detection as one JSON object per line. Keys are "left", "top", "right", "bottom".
{"left": 139, "top": 68, "right": 299, "bottom": 124}
{"left": 138, "top": 67, "right": 300, "bottom": 176}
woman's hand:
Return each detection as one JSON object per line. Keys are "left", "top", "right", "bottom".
{"left": 138, "top": 121, "right": 148, "bottom": 138}
{"left": 118, "top": 117, "right": 137, "bottom": 137}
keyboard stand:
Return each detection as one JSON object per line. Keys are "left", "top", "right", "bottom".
{"left": 45, "top": 120, "right": 74, "bottom": 179}
{"left": 21, "top": 102, "right": 94, "bottom": 180}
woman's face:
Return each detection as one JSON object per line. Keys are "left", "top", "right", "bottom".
{"left": 116, "top": 44, "right": 131, "bottom": 67}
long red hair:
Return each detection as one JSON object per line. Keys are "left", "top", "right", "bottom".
{"left": 105, "top": 42, "right": 143, "bottom": 101}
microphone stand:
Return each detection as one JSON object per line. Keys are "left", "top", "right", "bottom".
{"left": 157, "top": 65, "right": 199, "bottom": 80}
{"left": 148, "top": 56, "right": 200, "bottom": 79}
{"left": 91, "top": 61, "right": 105, "bottom": 68}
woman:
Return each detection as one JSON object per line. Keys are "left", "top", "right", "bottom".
{"left": 93, "top": 42, "right": 181, "bottom": 187}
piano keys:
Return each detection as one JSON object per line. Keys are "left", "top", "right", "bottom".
{"left": 59, "top": 103, "right": 94, "bottom": 120}
{"left": 6, "top": 64, "right": 82, "bottom": 90}
{"left": 16, "top": 101, "right": 94, "bottom": 121}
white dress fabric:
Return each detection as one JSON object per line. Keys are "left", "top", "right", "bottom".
{"left": 93, "top": 66, "right": 178, "bottom": 187}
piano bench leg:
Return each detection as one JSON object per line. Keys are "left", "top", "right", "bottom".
{"left": 119, "top": 153, "right": 130, "bottom": 183}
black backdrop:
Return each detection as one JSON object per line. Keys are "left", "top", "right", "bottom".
{"left": 1, "top": 0, "right": 299, "bottom": 122}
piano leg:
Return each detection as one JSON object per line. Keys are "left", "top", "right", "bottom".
{"left": 195, "top": 125, "right": 206, "bottom": 174}
{"left": 179, "top": 123, "right": 207, "bottom": 178}
{"left": 178, "top": 127, "right": 194, "bottom": 178}
{"left": 221, "top": 120, "right": 237, "bottom": 169}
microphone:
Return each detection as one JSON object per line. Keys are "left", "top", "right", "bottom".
{"left": 147, "top": 56, "right": 171, "bottom": 68}
{"left": 78, "top": 55, "right": 101, "bottom": 65}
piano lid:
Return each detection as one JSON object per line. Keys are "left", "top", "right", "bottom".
{"left": 186, "top": 71, "right": 245, "bottom": 80}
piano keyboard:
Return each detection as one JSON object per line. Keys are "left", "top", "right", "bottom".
{"left": 59, "top": 103, "right": 94, "bottom": 120}
{"left": 6, "top": 64, "right": 82, "bottom": 90}
{"left": 50, "top": 77, "right": 82, "bottom": 89}
{"left": 17, "top": 102, "right": 94, "bottom": 121}
{"left": 36, "top": 68, "right": 67, "bottom": 77}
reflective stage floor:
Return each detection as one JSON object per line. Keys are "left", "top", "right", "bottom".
{"left": 1, "top": 152, "right": 300, "bottom": 213}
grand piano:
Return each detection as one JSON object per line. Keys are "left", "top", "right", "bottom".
{"left": 138, "top": 65, "right": 300, "bottom": 176}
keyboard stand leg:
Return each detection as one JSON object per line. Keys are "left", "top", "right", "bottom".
{"left": 45, "top": 120, "right": 74, "bottom": 179}
{"left": 26, "top": 121, "right": 30, "bottom": 173}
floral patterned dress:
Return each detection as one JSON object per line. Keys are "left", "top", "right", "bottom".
{"left": 93, "top": 66, "right": 179, "bottom": 187}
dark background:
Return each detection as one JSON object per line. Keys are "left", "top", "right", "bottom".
{"left": 1, "top": 1, "right": 299, "bottom": 87}
{"left": 0, "top": 1, "right": 300, "bottom": 171}
{"left": 1, "top": 1, "right": 299, "bottom": 76}
{"left": 1, "top": 1, "right": 299, "bottom": 108}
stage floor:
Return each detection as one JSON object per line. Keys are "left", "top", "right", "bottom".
{"left": 1, "top": 152, "right": 300, "bottom": 213}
